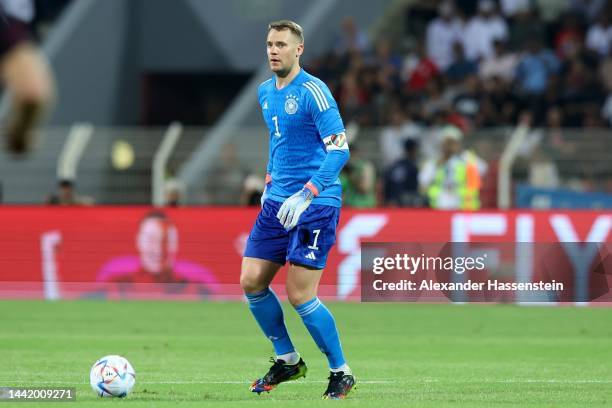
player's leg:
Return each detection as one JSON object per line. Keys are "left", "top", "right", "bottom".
{"left": 285, "top": 204, "right": 355, "bottom": 399}
{"left": 241, "top": 256, "right": 295, "bottom": 358}
{"left": 242, "top": 200, "right": 307, "bottom": 394}
{"left": 286, "top": 264, "right": 355, "bottom": 399}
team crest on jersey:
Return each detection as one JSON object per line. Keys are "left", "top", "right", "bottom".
{"left": 285, "top": 94, "right": 299, "bottom": 114}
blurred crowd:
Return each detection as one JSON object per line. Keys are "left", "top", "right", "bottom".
{"left": 310, "top": 0, "right": 612, "bottom": 130}
{"left": 302, "top": 0, "right": 612, "bottom": 209}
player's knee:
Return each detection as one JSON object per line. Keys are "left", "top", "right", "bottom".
{"left": 240, "top": 270, "right": 267, "bottom": 294}
{"left": 286, "top": 287, "right": 311, "bottom": 307}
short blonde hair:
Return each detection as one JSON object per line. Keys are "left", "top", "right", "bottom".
{"left": 268, "top": 20, "right": 304, "bottom": 43}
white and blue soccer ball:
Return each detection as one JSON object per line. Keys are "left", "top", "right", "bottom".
{"left": 89, "top": 355, "right": 136, "bottom": 398}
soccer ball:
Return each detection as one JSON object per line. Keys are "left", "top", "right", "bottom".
{"left": 89, "top": 355, "right": 136, "bottom": 398}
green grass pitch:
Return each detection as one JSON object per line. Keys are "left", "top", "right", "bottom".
{"left": 1, "top": 300, "right": 611, "bottom": 407}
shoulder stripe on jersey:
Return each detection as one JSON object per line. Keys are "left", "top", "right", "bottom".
{"left": 312, "top": 82, "right": 329, "bottom": 110}
{"left": 259, "top": 78, "right": 273, "bottom": 87}
{"left": 305, "top": 81, "right": 330, "bottom": 110}
{"left": 303, "top": 81, "right": 329, "bottom": 112}
{"left": 303, "top": 82, "right": 324, "bottom": 111}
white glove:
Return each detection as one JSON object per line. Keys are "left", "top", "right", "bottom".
{"left": 277, "top": 187, "right": 314, "bottom": 230}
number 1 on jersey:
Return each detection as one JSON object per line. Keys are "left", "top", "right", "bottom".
{"left": 272, "top": 115, "right": 281, "bottom": 137}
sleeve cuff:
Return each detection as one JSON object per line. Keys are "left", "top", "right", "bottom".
{"left": 305, "top": 181, "right": 320, "bottom": 196}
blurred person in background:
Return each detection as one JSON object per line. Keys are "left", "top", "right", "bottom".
{"left": 240, "top": 173, "right": 264, "bottom": 206}
{"left": 419, "top": 125, "right": 481, "bottom": 210}
{"left": 164, "top": 178, "right": 184, "bottom": 207}
{"left": 402, "top": 40, "right": 439, "bottom": 93}
{"left": 499, "top": 0, "right": 531, "bottom": 20}
{"left": 0, "top": 0, "right": 54, "bottom": 154}
{"left": 334, "top": 16, "right": 369, "bottom": 56}
{"left": 479, "top": 39, "right": 517, "bottom": 82}
{"left": 96, "top": 210, "right": 218, "bottom": 296}
{"left": 445, "top": 42, "right": 478, "bottom": 84}
{"left": 515, "top": 38, "right": 560, "bottom": 122}
{"left": 384, "top": 139, "right": 422, "bottom": 207}
{"left": 586, "top": 13, "right": 612, "bottom": 57}
{"left": 341, "top": 144, "right": 376, "bottom": 208}
{"left": 462, "top": 0, "right": 508, "bottom": 61}
{"left": 379, "top": 106, "right": 421, "bottom": 169}
{"left": 426, "top": 0, "right": 464, "bottom": 71}
{"left": 46, "top": 179, "right": 94, "bottom": 206}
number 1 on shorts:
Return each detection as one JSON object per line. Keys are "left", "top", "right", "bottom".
{"left": 308, "top": 229, "right": 321, "bottom": 250}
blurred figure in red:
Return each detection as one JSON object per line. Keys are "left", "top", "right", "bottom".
{"left": 96, "top": 211, "right": 219, "bottom": 297}
{"left": 0, "top": 0, "right": 54, "bottom": 153}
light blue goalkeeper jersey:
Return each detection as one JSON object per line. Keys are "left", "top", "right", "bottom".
{"left": 258, "top": 69, "right": 349, "bottom": 207}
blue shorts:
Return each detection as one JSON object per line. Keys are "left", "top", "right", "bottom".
{"left": 244, "top": 200, "right": 340, "bottom": 269}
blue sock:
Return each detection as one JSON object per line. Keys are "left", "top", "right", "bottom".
{"left": 246, "top": 288, "right": 295, "bottom": 355}
{"left": 295, "top": 297, "right": 346, "bottom": 369}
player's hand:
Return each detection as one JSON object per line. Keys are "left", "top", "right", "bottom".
{"left": 277, "top": 187, "right": 314, "bottom": 230}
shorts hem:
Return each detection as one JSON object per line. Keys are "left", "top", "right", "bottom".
{"left": 286, "top": 257, "right": 325, "bottom": 270}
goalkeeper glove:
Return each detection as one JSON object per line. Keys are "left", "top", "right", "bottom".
{"left": 277, "top": 184, "right": 317, "bottom": 230}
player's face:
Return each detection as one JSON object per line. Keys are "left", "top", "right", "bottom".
{"left": 136, "top": 218, "right": 178, "bottom": 274}
{"left": 266, "top": 29, "right": 303, "bottom": 77}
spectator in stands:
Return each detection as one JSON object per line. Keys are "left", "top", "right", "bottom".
{"left": 452, "top": 74, "right": 483, "bottom": 126}
{"left": 339, "top": 70, "right": 369, "bottom": 123}
{"left": 426, "top": 0, "right": 464, "bottom": 71}
{"left": 462, "top": 0, "right": 509, "bottom": 61}
{"left": 536, "top": 0, "right": 570, "bottom": 24}
{"left": 402, "top": 41, "right": 440, "bottom": 93}
{"left": 508, "top": 6, "right": 545, "bottom": 50}
{"left": 340, "top": 145, "right": 377, "bottom": 208}
{"left": 164, "top": 178, "right": 184, "bottom": 207}
{"left": 445, "top": 42, "right": 478, "bottom": 84}
{"left": 555, "top": 13, "right": 584, "bottom": 60}
{"left": 380, "top": 106, "right": 421, "bottom": 169}
{"left": 499, "top": 0, "right": 531, "bottom": 19}
{"left": 419, "top": 126, "right": 481, "bottom": 210}
{"left": 334, "top": 16, "right": 369, "bottom": 56}
{"left": 479, "top": 75, "right": 518, "bottom": 126}
{"left": 569, "top": 0, "right": 607, "bottom": 22}
{"left": 46, "top": 179, "right": 94, "bottom": 206}
{"left": 422, "top": 77, "right": 451, "bottom": 122}
{"left": 240, "top": 173, "right": 264, "bottom": 206}
{"left": 0, "top": 0, "right": 55, "bottom": 154}
{"left": 384, "top": 139, "right": 422, "bottom": 207}
{"left": 586, "top": 14, "right": 612, "bottom": 57}
{"left": 515, "top": 38, "right": 560, "bottom": 121}
{"left": 479, "top": 39, "right": 518, "bottom": 82}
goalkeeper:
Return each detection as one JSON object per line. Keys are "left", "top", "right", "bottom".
{"left": 241, "top": 19, "right": 355, "bottom": 400}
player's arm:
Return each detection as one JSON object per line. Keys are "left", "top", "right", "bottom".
{"left": 305, "top": 132, "right": 349, "bottom": 196}
{"left": 261, "top": 149, "right": 273, "bottom": 206}
{"left": 303, "top": 81, "right": 350, "bottom": 196}
{"left": 259, "top": 83, "right": 273, "bottom": 206}
{"left": 277, "top": 81, "right": 349, "bottom": 230}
